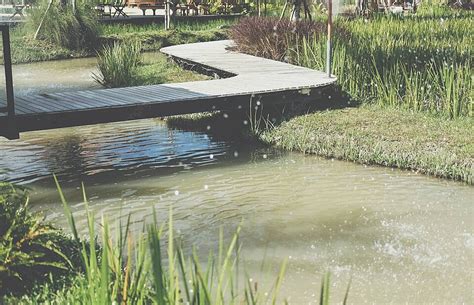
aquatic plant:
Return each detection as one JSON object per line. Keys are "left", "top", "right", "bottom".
{"left": 93, "top": 41, "right": 142, "bottom": 88}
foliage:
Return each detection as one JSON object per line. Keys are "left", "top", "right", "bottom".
{"left": 232, "top": 9, "right": 473, "bottom": 118}
{"left": 93, "top": 41, "right": 143, "bottom": 88}
{"left": 229, "top": 17, "right": 327, "bottom": 62}
{"left": 4, "top": 19, "right": 229, "bottom": 64}
{"left": 0, "top": 182, "right": 81, "bottom": 296}
{"left": 27, "top": 2, "right": 99, "bottom": 51}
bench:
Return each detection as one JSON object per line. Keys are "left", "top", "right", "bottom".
{"left": 139, "top": 4, "right": 165, "bottom": 15}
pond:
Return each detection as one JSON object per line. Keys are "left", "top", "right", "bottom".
{"left": 0, "top": 58, "right": 472, "bottom": 304}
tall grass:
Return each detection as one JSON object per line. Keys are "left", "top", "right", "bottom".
{"left": 232, "top": 9, "right": 473, "bottom": 118}
{"left": 294, "top": 12, "right": 473, "bottom": 118}
{"left": 93, "top": 41, "right": 143, "bottom": 88}
{"left": 27, "top": 2, "right": 99, "bottom": 51}
{"left": 230, "top": 17, "right": 327, "bottom": 62}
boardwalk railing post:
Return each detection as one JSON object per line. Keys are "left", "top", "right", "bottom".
{"left": 1, "top": 25, "right": 18, "bottom": 139}
{"left": 326, "top": 0, "right": 333, "bottom": 78}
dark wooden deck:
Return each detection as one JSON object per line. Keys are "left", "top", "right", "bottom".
{"left": 0, "top": 40, "right": 336, "bottom": 140}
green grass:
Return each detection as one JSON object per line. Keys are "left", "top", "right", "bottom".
{"left": 135, "top": 52, "right": 211, "bottom": 85}
{"left": 260, "top": 104, "right": 474, "bottom": 183}
{"left": 99, "top": 19, "right": 236, "bottom": 35}
{"left": 4, "top": 19, "right": 231, "bottom": 64}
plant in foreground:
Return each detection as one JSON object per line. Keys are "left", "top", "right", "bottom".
{"left": 0, "top": 182, "right": 81, "bottom": 296}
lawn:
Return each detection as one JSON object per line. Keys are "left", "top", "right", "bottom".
{"left": 260, "top": 104, "right": 474, "bottom": 183}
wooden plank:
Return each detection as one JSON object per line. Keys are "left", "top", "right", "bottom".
{"left": 31, "top": 94, "right": 81, "bottom": 112}
{"left": 23, "top": 95, "right": 71, "bottom": 113}
{"left": 15, "top": 96, "right": 55, "bottom": 114}
{"left": 56, "top": 92, "right": 118, "bottom": 109}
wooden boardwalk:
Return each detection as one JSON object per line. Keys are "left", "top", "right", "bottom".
{"left": 0, "top": 40, "right": 336, "bottom": 139}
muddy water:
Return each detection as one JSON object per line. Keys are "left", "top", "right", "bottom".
{"left": 0, "top": 58, "right": 472, "bottom": 304}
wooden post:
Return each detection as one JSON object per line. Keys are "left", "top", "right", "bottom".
{"left": 1, "top": 26, "right": 18, "bottom": 139}
{"left": 326, "top": 0, "right": 332, "bottom": 77}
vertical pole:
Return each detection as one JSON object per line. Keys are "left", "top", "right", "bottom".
{"left": 2, "top": 27, "right": 14, "bottom": 118}
{"left": 1, "top": 26, "right": 18, "bottom": 139}
{"left": 326, "top": 0, "right": 332, "bottom": 77}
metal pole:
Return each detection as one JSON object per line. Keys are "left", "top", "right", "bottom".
{"left": 2, "top": 26, "right": 15, "bottom": 117}
{"left": 1, "top": 25, "right": 18, "bottom": 139}
{"left": 326, "top": 0, "right": 332, "bottom": 77}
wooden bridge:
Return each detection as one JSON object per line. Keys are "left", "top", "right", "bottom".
{"left": 0, "top": 33, "right": 336, "bottom": 140}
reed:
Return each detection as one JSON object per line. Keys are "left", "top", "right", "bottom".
{"left": 232, "top": 9, "right": 473, "bottom": 118}
{"left": 93, "top": 41, "right": 142, "bottom": 88}
{"left": 290, "top": 11, "right": 473, "bottom": 118}
{"left": 27, "top": 2, "right": 99, "bottom": 51}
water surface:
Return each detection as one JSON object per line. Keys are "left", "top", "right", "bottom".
{"left": 0, "top": 57, "right": 472, "bottom": 304}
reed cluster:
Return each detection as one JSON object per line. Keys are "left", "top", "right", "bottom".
{"left": 93, "top": 41, "right": 143, "bottom": 88}
{"left": 231, "top": 8, "right": 473, "bottom": 118}
{"left": 27, "top": 2, "right": 99, "bottom": 51}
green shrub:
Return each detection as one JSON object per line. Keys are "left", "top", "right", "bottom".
{"left": 0, "top": 182, "right": 81, "bottom": 296}
{"left": 27, "top": 2, "right": 99, "bottom": 51}
{"left": 93, "top": 41, "right": 143, "bottom": 88}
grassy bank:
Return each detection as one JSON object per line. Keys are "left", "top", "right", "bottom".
{"left": 164, "top": 104, "right": 473, "bottom": 183}
{"left": 260, "top": 105, "right": 474, "bottom": 183}
{"left": 94, "top": 44, "right": 210, "bottom": 88}
{"left": 6, "top": 19, "right": 232, "bottom": 64}
{"left": 220, "top": 7, "right": 474, "bottom": 183}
